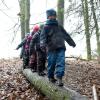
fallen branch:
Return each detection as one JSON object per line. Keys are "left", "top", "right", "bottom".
{"left": 23, "top": 69, "right": 88, "bottom": 100}
{"left": 65, "top": 56, "right": 87, "bottom": 61}
{"left": 92, "top": 84, "right": 98, "bottom": 100}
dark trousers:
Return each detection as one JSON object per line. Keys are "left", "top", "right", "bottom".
{"left": 23, "top": 53, "right": 29, "bottom": 68}
{"left": 29, "top": 52, "right": 37, "bottom": 71}
{"left": 37, "top": 50, "right": 46, "bottom": 73}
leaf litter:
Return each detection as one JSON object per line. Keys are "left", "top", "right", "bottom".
{"left": 0, "top": 58, "right": 100, "bottom": 100}
{"left": 64, "top": 59, "right": 100, "bottom": 100}
{"left": 0, "top": 58, "right": 49, "bottom": 100}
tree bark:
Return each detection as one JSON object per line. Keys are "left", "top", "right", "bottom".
{"left": 19, "top": 0, "right": 30, "bottom": 40}
{"left": 23, "top": 69, "right": 88, "bottom": 100}
{"left": 57, "top": 0, "right": 64, "bottom": 26}
{"left": 90, "top": 0, "right": 100, "bottom": 57}
{"left": 81, "top": 0, "right": 92, "bottom": 60}
{"left": 19, "top": 0, "right": 25, "bottom": 40}
{"left": 25, "top": 0, "right": 30, "bottom": 34}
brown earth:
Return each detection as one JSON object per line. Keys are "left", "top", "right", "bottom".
{"left": 0, "top": 58, "right": 100, "bottom": 100}
{"left": 64, "top": 59, "right": 100, "bottom": 100}
{"left": 0, "top": 58, "right": 49, "bottom": 100}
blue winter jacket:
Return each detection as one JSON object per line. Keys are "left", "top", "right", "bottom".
{"left": 40, "top": 19, "right": 76, "bottom": 51}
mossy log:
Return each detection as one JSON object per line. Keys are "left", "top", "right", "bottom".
{"left": 23, "top": 69, "right": 88, "bottom": 100}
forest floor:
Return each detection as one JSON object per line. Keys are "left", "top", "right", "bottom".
{"left": 0, "top": 58, "right": 100, "bottom": 100}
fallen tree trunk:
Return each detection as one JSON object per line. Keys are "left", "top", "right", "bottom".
{"left": 23, "top": 69, "right": 88, "bottom": 100}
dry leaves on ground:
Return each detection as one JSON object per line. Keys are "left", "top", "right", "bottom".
{"left": 64, "top": 59, "right": 100, "bottom": 100}
{"left": 0, "top": 58, "right": 49, "bottom": 100}
{"left": 0, "top": 58, "right": 100, "bottom": 100}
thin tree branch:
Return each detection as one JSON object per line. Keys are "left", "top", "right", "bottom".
{"left": 0, "top": 9, "right": 15, "bottom": 23}
{"left": 11, "top": 24, "right": 20, "bottom": 43}
{"left": 1, "top": 0, "right": 9, "bottom": 9}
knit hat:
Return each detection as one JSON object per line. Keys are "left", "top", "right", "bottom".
{"left": 33, "top": 25, "right": 40, "bottom": 32}
{"left": 46, "top": 9, "right": 56, "bottom": 18}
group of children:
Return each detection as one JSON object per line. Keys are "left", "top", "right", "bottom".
{"left": 16, "top": 24, "right": 46, "bottom": 76}
{"left": 16, "top": 9, "right": 76, "bottom": 86}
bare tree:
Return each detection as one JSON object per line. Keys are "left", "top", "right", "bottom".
{"left": 81, "top": 0, "right": 92, "bottom": 60}
{"left": 25, "top": 0, "right": 30, "bottom": 34}
{"left": 18, "top": 0, "right": 25, "bottom": 40}
{"left": 18, "top": 0, "right": 30, "bottom": 40}
{"left": 57, "top": 0, "right": 64, "bottom": 26}
{"left": 90, "top": 0, "right": 100, "bottom": 57}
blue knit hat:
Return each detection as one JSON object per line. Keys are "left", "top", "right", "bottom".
{"left": 46, "top": 9, "right": 56, "bottom": 18}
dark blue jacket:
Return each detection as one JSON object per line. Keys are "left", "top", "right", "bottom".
{"left": 40, "top": 19, "right": 76, "bottom": 51}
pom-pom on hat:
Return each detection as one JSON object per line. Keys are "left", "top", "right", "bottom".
{"left": 33, "top": 25, "right": 40, "bottom": 32}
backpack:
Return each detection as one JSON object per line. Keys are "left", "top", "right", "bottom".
{"left": 46, "top": 25, "right": 65, "bottom": 51}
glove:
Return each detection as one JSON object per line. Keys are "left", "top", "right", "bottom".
{"left": 20, "top": 56, "right": 22, "bottom": 59}
{"left": 15, "top": 48, "right": 18, "bottom": 50}
{"left": 72, "top": 43, "right": 76, "bottom": 48}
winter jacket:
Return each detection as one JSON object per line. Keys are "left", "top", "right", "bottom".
{"left": 16, "top": 39, "right": 26, "bottom": 50}
{"left": 29, "top": 31, "right": 41, "bottom": 56}
{"left": 40, "top": 19, "right": 76, "bottom": 51}
{"left": 16, "top": 36, "right": 32, "bottom": 57}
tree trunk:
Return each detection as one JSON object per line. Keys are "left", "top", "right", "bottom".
{"left": 90, "top": 0, "right": 100, "bottom": 57}
{"left": 19, "top": 0, "right": 30, "bottom": 40}
{"left": 25, "top": 0, "right": 30, "bottom": 34}
{"left": 81, "top": 0, "right": 92, "bottom": 60}
{"left": 57, "top": 0, "right": 64, "bottom": 26}
{"left": 23, "top": 69, "right": 88, "bottom": 100}
{"left": 19, "top": 0, "right": 25, "bottom": 40}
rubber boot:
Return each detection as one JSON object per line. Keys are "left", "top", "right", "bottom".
{"left": 57, "top": 77, "right": 64, "bottom": 87}
{"left": 49, "top": 77, "right": 57, "bottom": 83}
